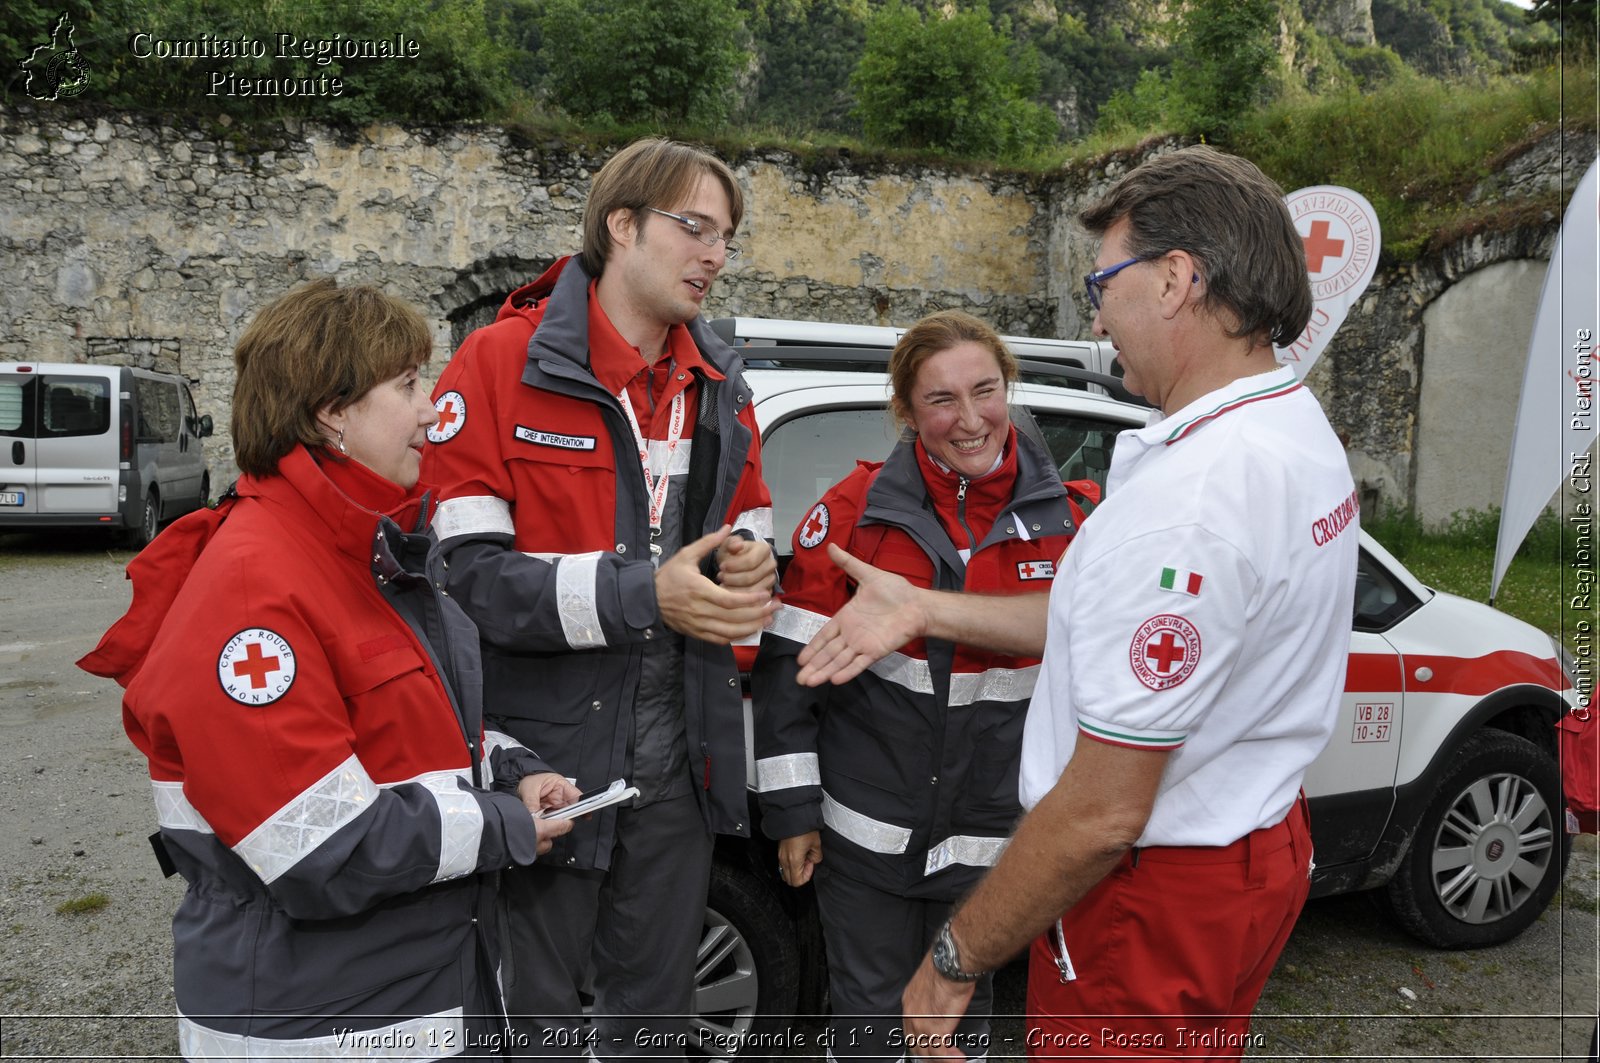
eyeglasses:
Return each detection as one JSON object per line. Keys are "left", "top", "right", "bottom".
{"left": 646, "top": 207, "right": 742, "bottom": 260}
{"left": 1083, "top": 256, "right": 1149, "bottom": 311}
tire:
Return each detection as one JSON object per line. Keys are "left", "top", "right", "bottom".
{"left": 1381, "top": 729, "right": 1570, "bottom": 949}
{"left": 693, "top": 861, "right": 802, "bottom": 1062}
{"left": 127, "top": 492, "right": 159, "bottom": 549}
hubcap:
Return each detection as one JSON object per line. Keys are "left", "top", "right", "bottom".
{"left": 1429, "top": 771, "right": 1555, "bottom": 924}
{"left": 690, "top": 907, "right": 760, "bottom": 1061}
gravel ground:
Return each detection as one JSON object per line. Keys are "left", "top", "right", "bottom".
{"left": 0, "top": 530, "right": 1596, "bottom": 1061}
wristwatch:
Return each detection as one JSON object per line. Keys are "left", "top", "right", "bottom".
{"left": 931, "top": 918, "right": 987, "bottom": 983}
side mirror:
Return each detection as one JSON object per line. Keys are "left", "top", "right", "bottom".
{"left": 197, "top": 414, "right": 214, "bottom": 438}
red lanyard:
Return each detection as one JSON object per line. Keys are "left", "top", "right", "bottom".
{"left": 616, "top": 383, "right": 686, "bottom": 565}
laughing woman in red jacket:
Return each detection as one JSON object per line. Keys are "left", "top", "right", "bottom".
{"left": 754, "top": 310, "right": 1094, "bottom": 1063}
{"left": 80, "top": 278, "right": 580, "bottom": 1059}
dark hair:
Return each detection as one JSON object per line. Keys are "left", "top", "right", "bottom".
{"left": 231, "top": 277, "right": 431, "bottom": 475}
{"left": 580, "top": 137, "right": 744, "bottom": 277}
{"left": 888, "top": 310, "right": 1019, "bottom": 428}
{"left": 1080, "top": 145, "right": 1311, "bottom": 347}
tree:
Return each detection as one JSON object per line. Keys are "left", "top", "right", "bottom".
{"left": 849, "top": 1, "right": 1057, "bottom": 160}
{"left": 539, "top": 0, "right": 744, "bottom": 125}
{"left": 1096, "top": 0, "right": 1279, "bottom": 140}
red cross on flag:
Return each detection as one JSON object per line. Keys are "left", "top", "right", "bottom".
{"left": 1275, "top": 186, "right": 1382, "bottom": 381}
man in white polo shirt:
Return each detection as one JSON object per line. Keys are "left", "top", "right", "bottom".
{"left": 794, "top": 145, "right": 1360, "bottom": 1058}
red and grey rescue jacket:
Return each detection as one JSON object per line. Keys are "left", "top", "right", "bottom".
{"left": 78, "top": 445, "right": 550, "bottom": 1057}
{"left": 753, "top": 427, "right": 1091, "bottom": 900}
{"left": 420, "top": 255, "right": 773, "bottom": 870}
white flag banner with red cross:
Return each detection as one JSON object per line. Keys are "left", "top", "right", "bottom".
{"left": 1274, "top": 185, "right": 1382, "bottom": 380}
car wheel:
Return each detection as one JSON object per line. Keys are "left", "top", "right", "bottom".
{"left": 127, "top": 492, "right": 159, "bottom": 549}
{"left": 693, "top": 861, "right": 801, "bottom": 1062}
{"left": 1381, "top": 729, "right": 1570, "bottom": 949}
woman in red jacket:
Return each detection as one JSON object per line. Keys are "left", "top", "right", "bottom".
{"left": 80, "top": 278, "right": 580, "bottom": 1059}
{"left": 754, "top": 311, "right": 1092, "bottom": 1063}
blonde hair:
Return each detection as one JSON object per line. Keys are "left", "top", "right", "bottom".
{"left": 888, "top": 310, "right": 1019, "bottom": 428}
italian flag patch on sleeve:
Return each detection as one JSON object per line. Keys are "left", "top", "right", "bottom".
{"left": 1159, "top": 567, "right": 1203, "bottom": 596}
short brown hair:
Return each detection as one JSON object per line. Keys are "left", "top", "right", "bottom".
{"left": 580, "top": 137, "right": 744, "bottom": 276}
{"left": 1080, "top": 145, "right": 1311, "bottom": 348}
{"left": 231, "top": 277, "right": 432, "bottom": 476}
{"left": 888, "top": 310, "right": 1019, "bottom": 428}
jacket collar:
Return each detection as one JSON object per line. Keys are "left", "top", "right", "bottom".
{"left": 238, "top": 445, "right": 432, "bottom": 569}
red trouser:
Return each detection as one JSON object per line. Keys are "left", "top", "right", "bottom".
{"left": 1025, "top": 798, "right": 1312, "bottom": 1060}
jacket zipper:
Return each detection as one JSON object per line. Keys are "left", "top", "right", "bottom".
{"left": 955, "top": 477, "right": 978, "bottom": 555}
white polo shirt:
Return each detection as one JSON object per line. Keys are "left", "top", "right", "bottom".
{"left": 1019, "top": 366, "right": 1359, "bottom": 847}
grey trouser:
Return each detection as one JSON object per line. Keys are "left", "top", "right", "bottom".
{"left": 499, "top": 793, "right": 714, "bottom": 1062}
{"left": 815, "top": 863, "right": 995, "bottom": 1063}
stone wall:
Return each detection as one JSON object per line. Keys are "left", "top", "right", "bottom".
{"left": 1, "top": 104, "right": 1588, "bottom": 524}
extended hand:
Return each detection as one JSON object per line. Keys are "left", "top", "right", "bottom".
{"left": 902, "top": 954, "right": 975, "bottom": 1062}
{"left": 657, "top": 526, "right": 777, "bottom": 644}
{"left": 795, "top": 544, "right": 926, "bottom": 686}
{"left": 778, "top": 831, "right": 823, "bottom": 887}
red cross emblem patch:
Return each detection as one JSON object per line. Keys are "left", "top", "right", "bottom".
{"left": 797, "top": 503, "right": 830, "bottom": 550}
{"left": 428, "top": 390, "right": 466, "bottom": 443}
{"left": 218, "top": 628, "right": 297, "bottom": 705}
{"left": 1016, "top": 559, "right": 1055, "bottom": 580}
{"left": 1128, "top": 614, "right": 1201, "bottom": 691}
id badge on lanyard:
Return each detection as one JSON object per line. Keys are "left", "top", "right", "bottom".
{"left": 617, "top": 384, "right": 686, "bottom": 569}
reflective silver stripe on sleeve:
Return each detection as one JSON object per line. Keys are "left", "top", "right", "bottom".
{"left": 765, "top": 602, "right": 828, "bottom": 644}
{"left": 767, "top": 608, "right": 1035, "bottom": 705}
{"left": 179, "top": 1007, "right": 465, "bottom": 1059}
{"left": 555, "top": 552, "right": 607, "bottom": 649}
{"left": 821, "top": 789, "right": 911, "bottom": 854}
{"left": 756, "top": 752, "right": 821, "bottom": 792}
{"left": 925, "top": 834, "right": 1009, "bottom": 876}
{"left": 432, "top": 495, "right": 514, "bottom": 540}
{"left": 151, "top": 780, "right": 214, "bottom": 834}
{"left": 403, "top": 769, "right": 484, "bottom": 883}
{"left": 483, "top": 730, "right": 524, "bottom": 757}
{"left": 947, "top": 664, "right": 1039, "bottom": 706}
{"left": 232, "top": 754, "right": 379, "bottom": 885}
{"left": 733, "top": 505, "right": 774, "bottom": 543}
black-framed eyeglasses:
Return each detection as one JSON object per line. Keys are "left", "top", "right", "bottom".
{"left": 1083, "top": 256, "right": 1148, "bottom": 311}
{"left": 646, "top": 207, "right": 742, "bottom": 260}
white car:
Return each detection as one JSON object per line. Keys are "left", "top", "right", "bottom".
{"left": 680, "top": 320, "right": 1580, "bottom": 1058}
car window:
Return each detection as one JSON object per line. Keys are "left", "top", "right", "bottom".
{"left": 0, "top": 378, "right": 29, "bottom": 435}
{"left": 1028, "top": 409, "right": 1126, "bottom": 500}
{"left": 1353, "top": 547, "right": 1422, "bottom": 632}
{"left": 762, "top": 406, "right": 902, "bottom": 550}
{"left": 135, "top": 377, "right": 181, "bottom": 443}
{"left": 40, "top": 376, "right": 110, "bottom": 438}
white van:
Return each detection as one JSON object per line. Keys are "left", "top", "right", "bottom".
{"left": 0, "top": 363, "right": 213, "bottom": 546}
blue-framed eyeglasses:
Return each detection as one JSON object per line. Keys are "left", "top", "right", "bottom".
{"left": 646, "top": 207, "right": 742, "bottom": 260}
{"left": 1083, "top": 257, "right": 1149, "bottom": 311}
